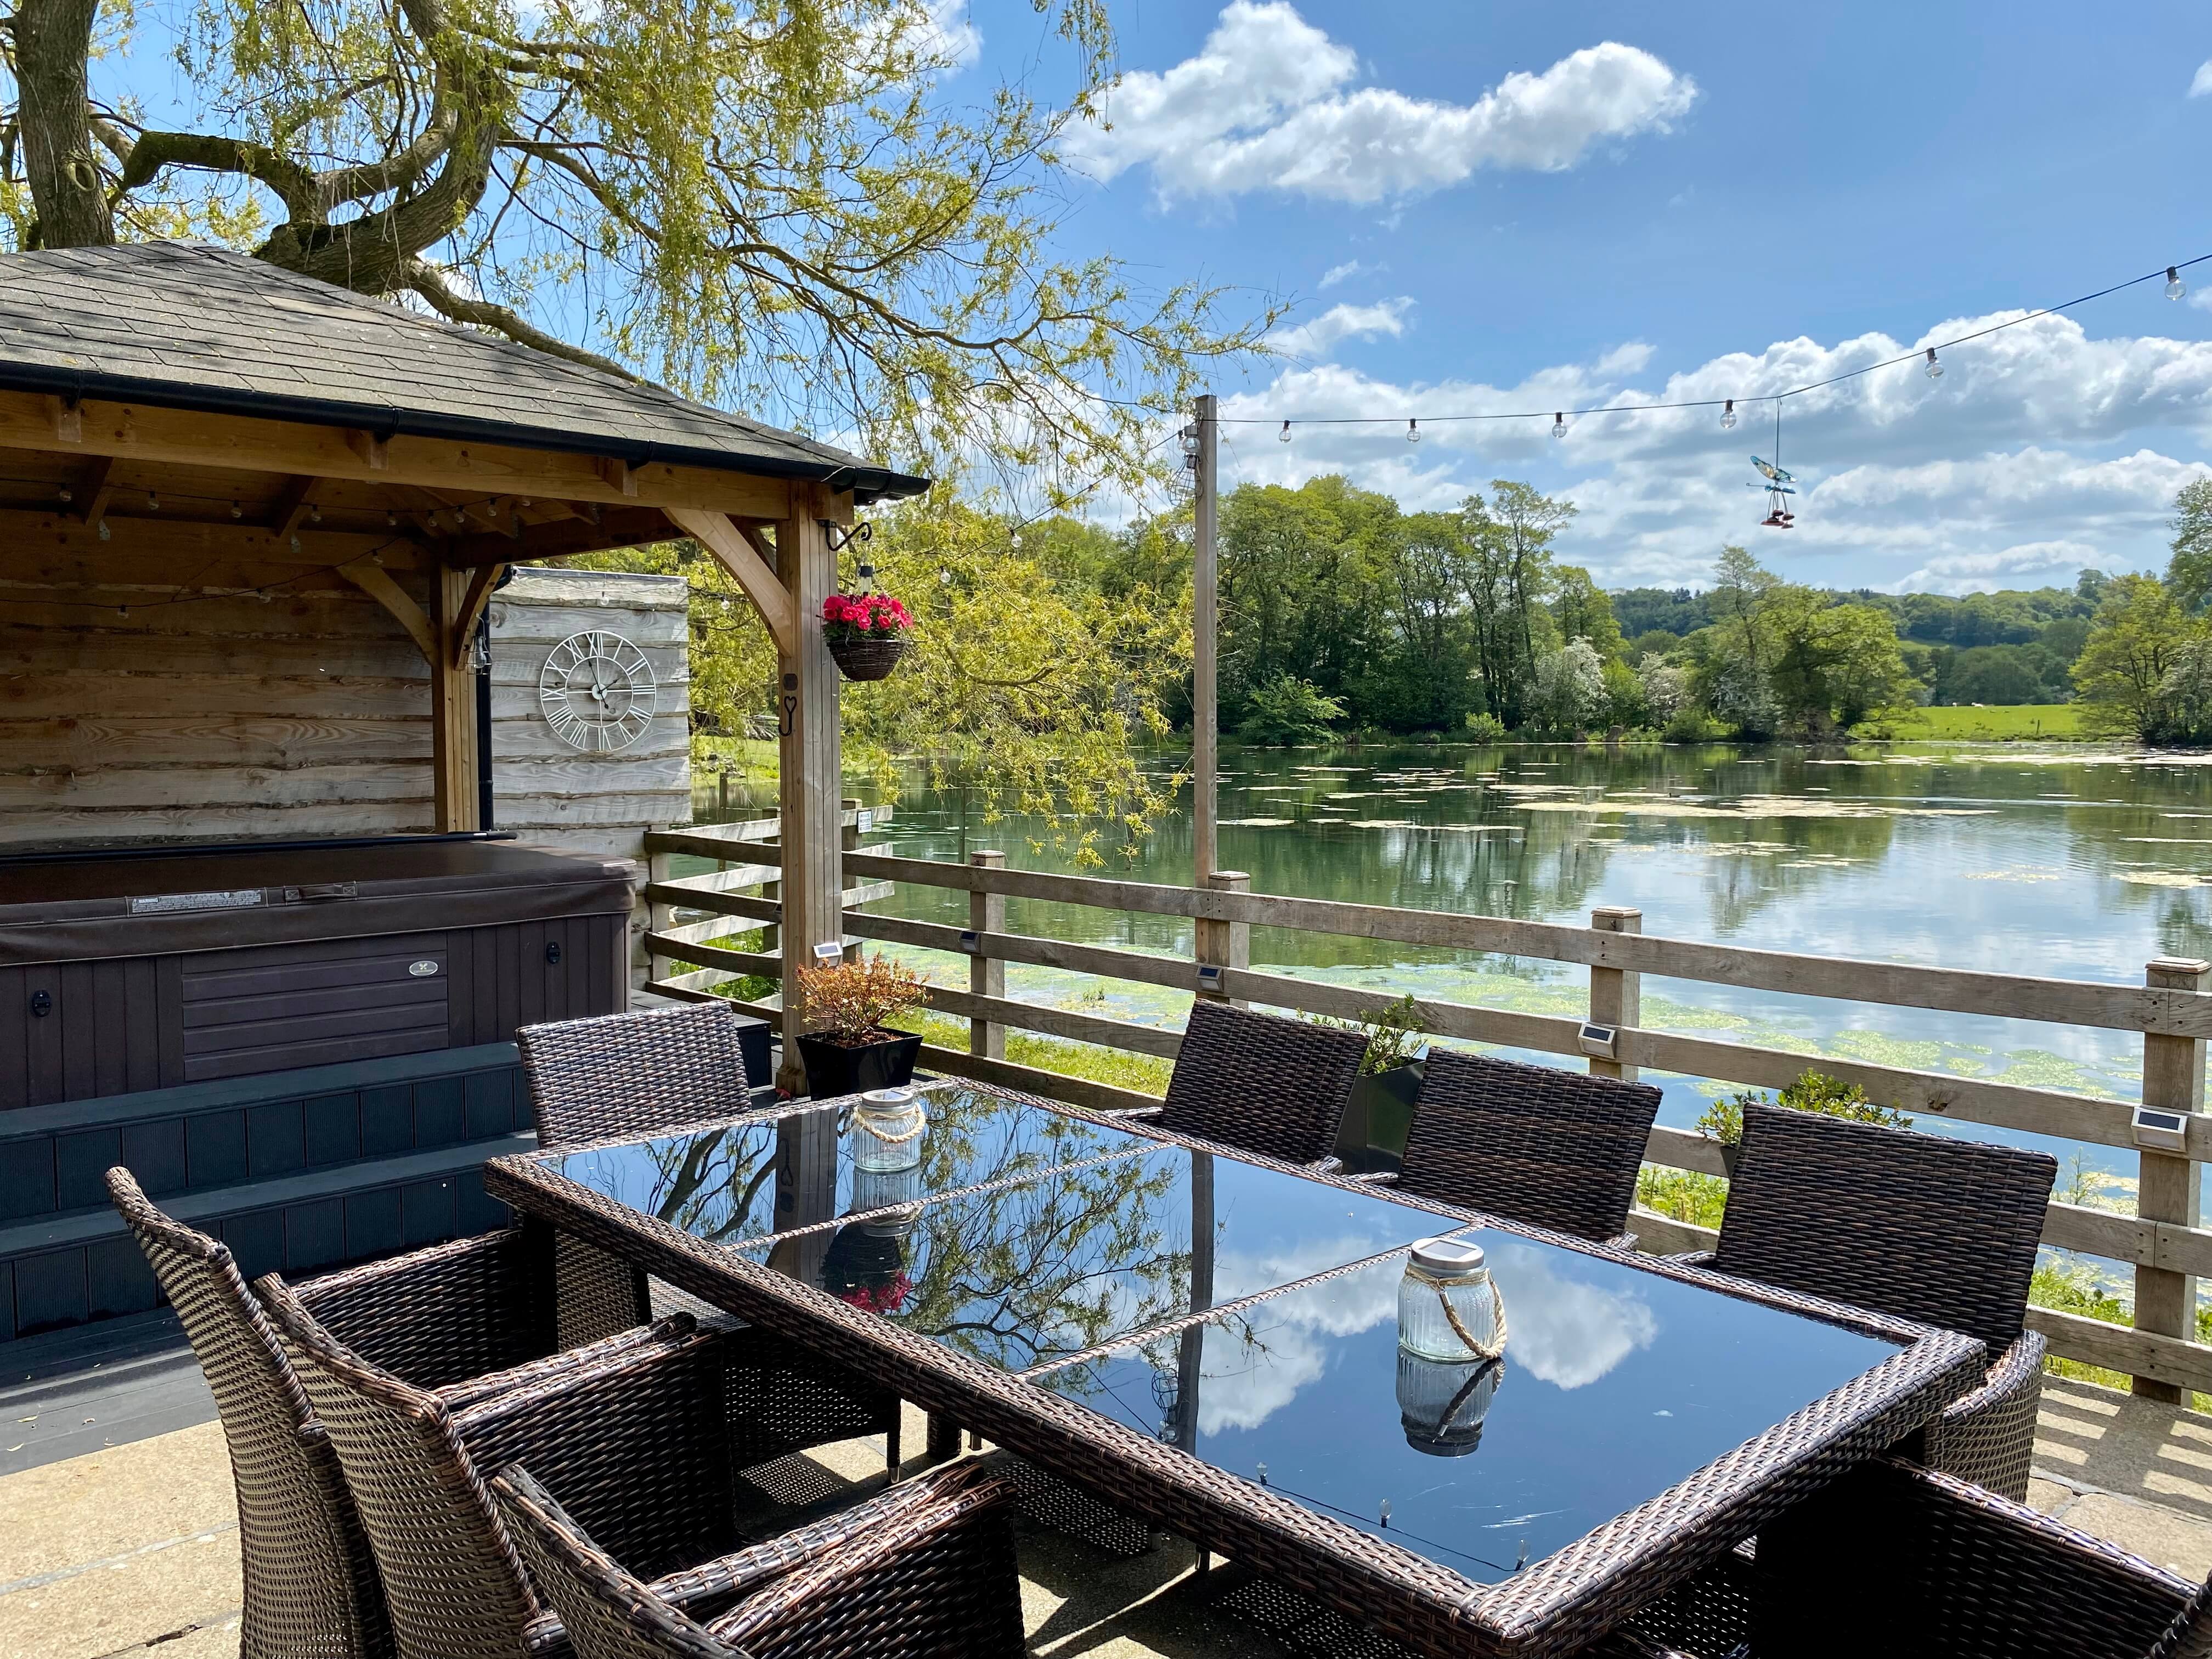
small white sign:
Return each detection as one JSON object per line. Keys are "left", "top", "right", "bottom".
{"left": 409, "top": 960, "right": 441, "bottom": 978}
{"left": 813, "top": 940, "right": 844, "bottom": 963}
{"left": 855, "top": 809, "right": 874, "bottom": 834}
{"left": 129, "top": 889, "right": 262, "bottom": 915}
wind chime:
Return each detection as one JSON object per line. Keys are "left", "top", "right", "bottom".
{"left": 1750, "top": 402, "right": 1796, "bottom": 529}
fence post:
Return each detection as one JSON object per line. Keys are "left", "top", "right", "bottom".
{"left": 2136, "top": 956, "right": 2208, "bottom": 1401}
{"left": 970, "top": 851, "right": 1007, "bottom": 1060}
{"left": 1588, "top": 906, "right": 1643, "bottom": 1082}
{"left": 645, "top": 846, "right": 677, "bottom": 1003}
{"left": 1195, "top": 871, "right": 1251, "bottom": 1006}
{"left": 837, "top": 799, "right": 864, "bottom": 963}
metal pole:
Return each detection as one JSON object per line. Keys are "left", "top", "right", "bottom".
{"left": 1192, "top": 393, "right": 1218, "bottom": 885}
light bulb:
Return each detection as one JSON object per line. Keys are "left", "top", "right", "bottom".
{"left": 1924, "top": 347, "right": 1943, "bottom": 380}
{"left": 1379, "top": 1499, "right": 1392, "bottom": 1527}
{"left": 229, "top": 501, "right": 242, "bottom": 519}
{"left": 1278, "top": 420, "right": 1291, "bottom": 443}
{"left": 97, "top": 520, "right": 110, "bottom": 541}
{"left": 1551, "top": 412, "right": 1567, "bottom": 438}
{"left": 57, "top": 487, "right": 71, "bottom": 505}
{"left": 2170, "top": 267, "right": 2188, "bottom": 302}
{"left": 1720, "top": 399, "right": 1737, "bottom": 431}
{"left": 145, "top": 491, "right": 159, "bottom": 510}
{"left": 1180, "top": 423, "right": 1199, "bottom": 455}
{"left": 1256, "top": 1462, "right": 1268, "bottom": 1486}
{"left": 1406, "top": 419, "right": 1419, "bottom": 443}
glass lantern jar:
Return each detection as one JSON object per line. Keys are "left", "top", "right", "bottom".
{"left": 849, "top": 1087, "right": 928, "bottom": 1173}
{"left": 1397, "top": 1237, "right": 1502, "bottom": 1363}
{"left": 1397, "top": 1349, "right": 1502, "bottom": 1457}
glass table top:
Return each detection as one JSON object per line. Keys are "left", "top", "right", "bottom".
{"left": 534, "top": 1082, "right": 1154, "bottom": 1243}
{"left": 1023, "top": 1229, "right": 1902, "bottom": 1584}
{"left": 736, "top": 1144, "right": 1456, "bottom": 1373}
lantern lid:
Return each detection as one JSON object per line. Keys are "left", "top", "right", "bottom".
{"left": 1409, "top": 1237, "right": 1487, "bottom": 1278}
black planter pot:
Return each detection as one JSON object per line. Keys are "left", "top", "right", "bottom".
{"left": 795, "top": 1030, "right": 923, "bottom": 1099}
{"left": 1718, "top": 1141, "right": 1742, "bottom": 1179}
{"left": 1334, "top": 1058, "right": 1425, "bottom": 1170}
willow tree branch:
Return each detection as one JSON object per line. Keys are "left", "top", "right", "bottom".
{"left": 403, "top": 256, "right": 635, "bottom": 379}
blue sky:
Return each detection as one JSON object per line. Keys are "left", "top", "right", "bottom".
{"left": 962, "top": 0, "right": 2212, "bottom": 592}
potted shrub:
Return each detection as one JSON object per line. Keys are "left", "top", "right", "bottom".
{"left": 1696, "top": 1070, "right": 1912, "bottom": 1176}
{"left": 1325, "top": 994, "right": 1428, "bottom": 1170}
{"left": 793, "top": 953, "right": 931, "bottom": 1097}
{"left": 821, "top": 590, "right": 913, "bottom": 681}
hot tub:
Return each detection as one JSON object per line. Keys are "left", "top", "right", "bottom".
{"left": 0, "top": 838, "right": 634, "bottom": 1111}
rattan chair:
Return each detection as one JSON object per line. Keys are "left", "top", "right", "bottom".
{"left": 516, "top": 1001, "right": 905, "bottom": 1469}
{"left": 1391, "top": 1050, "right": 1662, "bottom": 1246}
{"left": 1155, "top": 999, "right": 1367, "bottom": 1167}
{"left": 520, "top": 1002, "right": 759, "bottom": 1153}
{"left": 490, "top": 1459, "right": 1026, "bottom": 1659}
{"left": 262, "top": 1269, "right": 934, "bottom": 1659}
{"left": 1680, "top": 1103, "right": 2057, "bottom": 1502}
{"left": 1633, "top": 1453, "right": 2205, "bottom": 1658}
{"left": 106, "top": 1166, "right": 395, "bottom": 1659}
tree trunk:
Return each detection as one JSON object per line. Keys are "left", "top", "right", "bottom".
{"left": 15, "top": 0, "right": 115, "bottom": 246}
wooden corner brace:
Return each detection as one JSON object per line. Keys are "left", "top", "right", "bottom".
{"left": 665, "top": 507, "right": 796, "bottom": 657}
{"left": 338, "top": 558, "right": 436, "bottom": 662}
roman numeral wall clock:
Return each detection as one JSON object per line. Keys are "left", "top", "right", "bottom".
{"left": 538, "top": 630, "right": 658, "bottom": 752}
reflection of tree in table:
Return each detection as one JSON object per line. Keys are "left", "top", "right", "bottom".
{"left": 886, "top": 1151, "right": 1188, "bottom": 1373}
{"left": 630, "top": 1123, "right": 782, "bottom": 1242}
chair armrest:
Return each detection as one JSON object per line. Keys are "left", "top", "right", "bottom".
{"left": 698, "top": 1460, "right": 1020, "bottom": 1654}
{"left": 648, "top": 1460, "right": 1008, "bottom": 1612}
{"left": 1927, "top": 1328, "right": 2045, "bottom": 1503}
{"left": 1755, "top": 1455, "right": 2193, "bottom": 1657}
{"left": 292, "top": 1228, "right": 554, "bottom": 1389}
{"left": 435, "top": 1313, "right": 696, "bottom": 1412}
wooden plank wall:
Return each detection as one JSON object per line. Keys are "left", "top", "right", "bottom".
{"left": 1, "top": 557, "right": 690, "bottom": 903}
{"left": 487, "top": 567, "right": 691, "bottom": 988}
{"left": 0, "top": 548, "right": 433, "bottom": 847}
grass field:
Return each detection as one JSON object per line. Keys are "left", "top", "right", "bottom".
{"left": 1852, "top": 703, "right": 2089, "bottom": 742}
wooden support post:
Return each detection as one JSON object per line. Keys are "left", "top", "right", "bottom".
{"left": 969, "top": 851, "right": 1007, "bottom": 1060}
{"left": 1195, "top": 870, "right": 1250, "bottom": 1006}
{"left": 647, "top": 844, "right": 678, "bottom": 995}
{"left": 776, "top": 486, "right": 843, "bottom": 1094}
{"left": 1191, "top": 394, "right": 1218, "bottom": 885}
{"left": 2137, "top": 956, "right": 2208, "bottom": 1401}
{"left": 1589, "top": 906, "right": 1643, "bottom": 1082}
{"left": 430, "top": 566, "right": 481, "bottom": 832}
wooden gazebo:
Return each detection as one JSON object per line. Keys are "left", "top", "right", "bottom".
{"left": 0, "top": 240, "right": 927, "bottom": 1042}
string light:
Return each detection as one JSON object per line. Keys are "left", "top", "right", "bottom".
{"left": 97, "top": 521, "right": 109, "bottom": 541}
{"left": 57, "top": 487, "right": 72, "bottom": 504}
{"left": 1206, "top": 252, "right": 2206, "bottom": 439}
{"left": 145, "top": 490, "right": 158, "bottom": 510}
{"left": 229, "top": 502, "right": 242, "bottom": 519}
{"left": 1278, "top": 420, "right": 1291, "bottom": 443}
{"left": 1406, "top": 419, "right": 1419, "bottom": 443}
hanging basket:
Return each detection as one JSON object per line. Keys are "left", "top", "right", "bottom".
{"left": 828, "top": 635, "right": 910, "bottom": 682}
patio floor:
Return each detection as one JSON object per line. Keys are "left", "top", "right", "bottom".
{"left": 5, "top": 1376, "right": 2210, "bottom": 1659}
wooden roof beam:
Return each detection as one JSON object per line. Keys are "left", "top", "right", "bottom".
{"left": 0, "top": 390, "right": 847, "bottom": 522}
{"left": 668, "top": 507, "right": 794, "bottom": 657}
{"left": 66, "top": 455, "right": 115, "bottom": 529}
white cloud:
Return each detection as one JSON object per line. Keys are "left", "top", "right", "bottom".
{"left": 1319, "top": 259, "right": 1383, "bottom": 290}
{"left": 2191, "top": 59, "right": 2212, "bottom": 97}
{"left": 1269, "top": 297, "right": 1413, "bottom": 360}
{"left": 1067, "top": 2, "right": 1697, "bottom": 204}
{"left": 1211, "top": 308, "right": 2212, "bottom": 587}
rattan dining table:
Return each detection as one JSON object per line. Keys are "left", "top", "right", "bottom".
{"left": 483, "top": 1077, "right": 1984, "bottom": 1659}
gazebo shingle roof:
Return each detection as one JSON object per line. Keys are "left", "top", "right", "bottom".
{"left": 0, "top": 241, "right": 928, "bottom": 503}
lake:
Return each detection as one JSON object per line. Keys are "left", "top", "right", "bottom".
{"left": 695, "top": 740, "right": 2212, "bottom": 1212}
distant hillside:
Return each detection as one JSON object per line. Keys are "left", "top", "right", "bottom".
{"left": 1611, "top": 574, "right": 2108, "bottom": 707}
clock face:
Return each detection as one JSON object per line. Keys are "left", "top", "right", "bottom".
{"left": 539, "top": 630, "right": 658, "bottom": 752}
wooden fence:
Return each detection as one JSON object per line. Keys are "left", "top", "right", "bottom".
{"left": 644, "top": 813, "right": 2212, "bottom": 1401}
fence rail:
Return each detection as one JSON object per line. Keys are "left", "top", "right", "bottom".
{"left": 645, "top": 816, "right": 2212, "bottom": 1398}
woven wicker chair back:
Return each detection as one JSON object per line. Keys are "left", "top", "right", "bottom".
{"left": 104, "top": 1167, "right": 393, "bottom": 1659}
{"left": 290, "top": 1229, "right": 557, "bottom": 1391}
{"left": 1159, "top": 1000, "right": 1366, "bottom": 1166}
{"left": 258, "top": 1273, "right": 543, "bottom": 1659}
{"left": 521, "top": 1003, "right": 757, "bottom": 1152}
{"left": 494, "top": 1466, "right": 729, "bottom": 1659}
{"left": 1397, "top": 1051, "right": 1663, "bottom": 1242}
{"left": 1717, "top": 1104, "right": 2056, "bottom": 1357}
